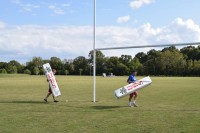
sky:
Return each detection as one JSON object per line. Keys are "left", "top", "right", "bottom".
{"left": 0, "top": 0, "right": 200, "bottom": 63}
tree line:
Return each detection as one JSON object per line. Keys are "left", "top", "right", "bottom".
{"left": 0, "top": 45, "right": 200, "bottom": 76}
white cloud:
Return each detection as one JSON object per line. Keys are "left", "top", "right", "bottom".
{"left": 117, "top": 15, "right": 130, "bottom": 23}
{"left": 132, "top": 19, "right": 139, "bottom": 24}
{"left": 12, "top": 1, "right": 68, "bottom": 15}
{"left": 0, "top": 18, "right": 200, "bottom": 62}
{"left": 0, "top": 24, "right": 93, "bottom": 62}
{"left": 11, "top": 0, "right": 21, "bottom": 4}
{"left": 0, "top": 21, "right": 6, "bottom": 29}
{"left": 155, "top": 18, "right": 200, "bottom": 43}
{"left": 20, "top": 3, "right": 40, "bottom": 12}
{"left": 11, "top": 0, "right": 40, "bottom": 12}
{"left": 48, "top": 5, "right": 65, "bottom": 15}
{"left": 48, "top": 5, "right": 56, "bottom": 9}
{"left": 95, "top": 18, "right": 200, "bottom": 56}
{"left": 62, "top": 3, "right": 70, "bottom": 7}
{"left": 130, "top": 0, "right": 154, "bottom": 9}
{"left": 54, "top": 9, "right": 65, "bottom": 15}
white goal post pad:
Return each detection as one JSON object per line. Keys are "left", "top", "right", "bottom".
{"left": 115, "top": 76, "right": 152, "bottom": 99}
{"left": 43, "top": 63, "right": 61, "bottom": 97}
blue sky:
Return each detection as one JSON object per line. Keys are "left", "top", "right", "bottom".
{"left": 0, "top": 0, "right": 200, "bottom": 63}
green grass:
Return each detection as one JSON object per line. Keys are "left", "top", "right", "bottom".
{"left": 0, "top": 74, "right": 200, "bottom": 133}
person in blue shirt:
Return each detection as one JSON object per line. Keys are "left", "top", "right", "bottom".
{"left": 127, "top": 70, "right": 138, "bottom": 107}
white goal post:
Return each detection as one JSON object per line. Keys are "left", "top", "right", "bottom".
{"left": 92, "top": 42, "right": 200, "bottom": 102}
{"left": 92, "top": 0, "right": 200, "bottom": 102}
{"left": 95, "top": 42, "right": 200, "bottom": 51}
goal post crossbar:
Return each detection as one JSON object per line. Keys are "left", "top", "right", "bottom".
{"left": 95, "top": 42, "right": 200, "bottom": 51}
{"left": 92, "top": 1, "right": 200, "bottom": 103}
{"left": 92, "top": 41, "right": 199, "bottom": 102}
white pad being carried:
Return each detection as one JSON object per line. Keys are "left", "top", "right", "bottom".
{"left": 43, "top": 63, "right": 61, "bottom": 97}
{"left": 115, "top": 76, "right": 152, "bottom": 99}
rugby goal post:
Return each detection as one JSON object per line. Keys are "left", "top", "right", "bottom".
{"left": 92, "top": 42, "right": 200, "bottom": 102}
{"left": 92, "top": 0, "right": 200, "bottom": 102}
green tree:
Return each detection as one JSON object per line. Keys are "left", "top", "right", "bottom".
{"left": 24, "top": 69, "right": 31, "bottom": 75}
{"left": 88, "top": 50, "right": 106, "bottom": 75}
{"left": 162, "top": 46, "right": 179, "bottom": 52}
{"left": 9, "top": 60, "right": 24, "bottom": 73}
{"left": 73, "top": 56, "right": 88, "bottom": 75}
{"left": 143, "top": 49, "right": 161, "bottom": 75}
{"left": 79, "top": 68, "right": 83, "bottom": 75}
{"left": 193, "top": 60, "right": 200, "bottom": 75}
{"left": 105, "top": 56, "right": 118, "bottom": 74}
{"left": 116, "top": 63, "right": 129, "bottom": 75}
{"left": 7, "top": 65, "right": 17, "bottom": 74}
{"left": 50, "top": 57, "right": 64, "bottom": 75}
{"left": 33, "top": 67, "right": 40, "bottom": 75}
{"left": 186, "top": 60, "right": 193, "bottom": 75}
{"left": 0, "top": 69, "right": 7, "bottom": 74}
{"left": 119, "top": 55, "right": 133, "bottom": 73}
{"left": 119, "top": 55, "right": 132, "bottom": 65}
{"left": 131, "top": 57, "right": 143, "bottom": 74}
{"left": 64, "top": 61, "right": 74, "bottom": 75}
{"left": 135, "top": 52, "right": 147, "bottom": 64}
{"left": 158, "top": 50, "right": 186, "bottom": 75}
{"left": 65, "top": 70, "right": 69, "bottom": 75}
{"left": 0, "top": 62, "right": 7, "bottom": 70}
{"left": 26, "top": 57, "right": 43, "bottom": 75}
{"left": 180, "top": 46, "right": 200, "bottom": 60}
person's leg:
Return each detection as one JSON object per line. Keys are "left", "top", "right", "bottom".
{"left": 52, "top": 95, "right": 59, "bottom": 102}
{"left": 133, "top": 92, "right": 138, "bottom": 107}
{"left": 44, "top": 92, "right": 51, "bottom": 102}
{"left": 133, "top": 92, "right": 138, "bottom": 100}
{"left": 128, "top": 93, "right": 134, "bottom": 106}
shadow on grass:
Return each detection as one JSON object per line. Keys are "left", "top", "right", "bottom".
{"left": 0, "top": 101, "right": 46, "bottom": 104}
{"left": 91, "top": 105, "right": 123, "bottom": 110}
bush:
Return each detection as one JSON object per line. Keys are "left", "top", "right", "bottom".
{"left": 24, "top": 69, "right": 31, "bottom": 75}
{"left": 0, "top": 69, "right": 7, "bottom": 74}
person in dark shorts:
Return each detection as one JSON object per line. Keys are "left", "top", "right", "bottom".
{"left": 44, "top": 69, "right": 59, "bottom": 103}
{"left": 127, "top": 70, "right": 138, "bottom": 107}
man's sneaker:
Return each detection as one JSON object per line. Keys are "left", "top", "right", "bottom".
{"left": 54, "top": 100, "right": 59, "bottom": 102}
{"left": 132, "top": 102, "right": 137, "bottom": 107}
{"left": 128, "top": 102, "right": 132, "bottom": 107}
{"left": 44, "top": 99, "right": 48, "bottom": 102}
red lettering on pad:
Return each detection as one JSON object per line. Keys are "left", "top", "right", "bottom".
{"left": 47, "top": 73, "right": 57, "bottom": 89}
{"left": 127, "top": 81, "right": 143, "bottom": 91}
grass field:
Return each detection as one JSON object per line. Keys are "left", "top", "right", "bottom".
{"left": 0, "top": 74, "right": 200, "bottom": 133}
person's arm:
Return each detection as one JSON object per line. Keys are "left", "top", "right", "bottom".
{"left": 127, "top": 76, "right": 136, "bottom": 84}
{"left": 127, "top": 76, "right": 132, "bottom": 84}
{"left": 128, "top": 80, "right": 134, "bottom": 84}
